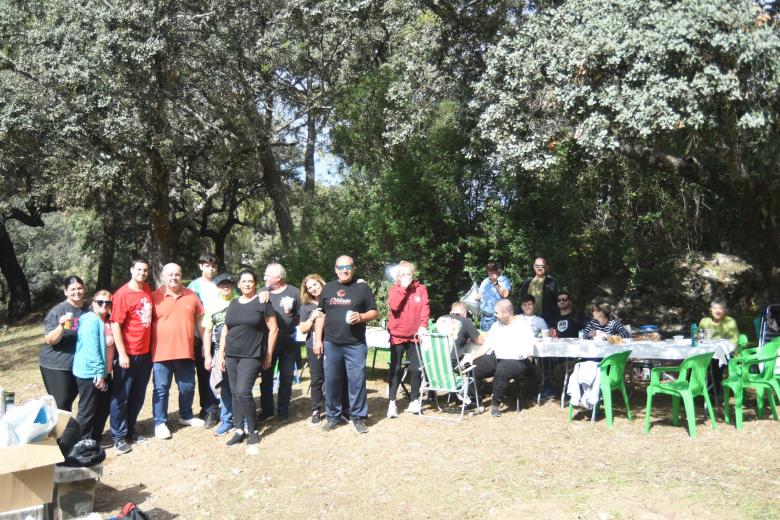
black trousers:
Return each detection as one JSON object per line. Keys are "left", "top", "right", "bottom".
{"left": 492, "top": 359, "right": 534, "bottom": 406}
{"left": 468, "top": 352, "right": 497, "bottom": 401}
{"left": 41, "top": 367, "right": 80, "bottom": 449}
{"left": 388, "top": 341, "right": 421, "bottom": 401}
{"left": 306, "top": 344, "right": 324, "bottom": 413}
{"left": 40, "top": 366, "right": 78, "bottom": 412}
{"left": 226, "top": 356, "right": 261, "bottom": 433}
{"left": 75, "top": 377, "right": 111, "bottom": 442}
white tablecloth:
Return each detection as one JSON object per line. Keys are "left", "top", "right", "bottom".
{"left": 533, "top": 338, "right": 734, "bottom": 367}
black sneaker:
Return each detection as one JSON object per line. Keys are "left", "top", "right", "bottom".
{"left": 114, "top": 438, "right": 132, "bottom": 455}
{"left": 204, "top": 413, "right": 219, "bottom": 429}
{"left": 491, "top": 405, "right": 502, "bottom": 417}
{"left": 127, "top": 433, "right": 147, "bottom": 444}
{"left": 321, "top": 419, "right": 339, "bottom": 432}
{"left": 352, "top": 419, "right": 368, "bottom": 434}
{"left": 226, "top": 430, "right": 246, "bottom": 447}
{"left": 539, "top": 389, "right": 556, "bottom": 403}
{"left": 257, "top": 410, "right": 274, "bottom": 422}
{"left": 245, "top": 431, "right": 260, "bottom": 454}
{"left": 311, "top": 411, "right": 321, "bottom": 425}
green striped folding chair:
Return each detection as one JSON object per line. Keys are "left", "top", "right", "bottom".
{"left": 416, "top": 332, "right": 480, "bottom": 419}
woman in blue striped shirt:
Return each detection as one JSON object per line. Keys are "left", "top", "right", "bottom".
{"left": 583, "top": 302, "right": 631, "bottom": 339}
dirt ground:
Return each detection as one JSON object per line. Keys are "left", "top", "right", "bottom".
{"left": 2, "top": 321, "right": 780, "bottom": 519}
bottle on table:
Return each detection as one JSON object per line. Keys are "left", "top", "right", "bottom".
{"left": 690, "top": 323, "right": 699, "bottom": 347}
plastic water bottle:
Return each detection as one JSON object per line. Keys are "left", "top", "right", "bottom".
{"left": 690, "top": 323, "right": 699, "bottom": 347}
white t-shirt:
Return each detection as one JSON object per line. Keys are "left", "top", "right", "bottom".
{"left": 520, "top": 314, "right": 548, "bottom": 336}
{"left": 485, "top": 317, "right": 535, "bottom": 360}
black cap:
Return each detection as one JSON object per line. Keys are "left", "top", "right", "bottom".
{"left": 214, "top": 273, "right": 234, "bottom": 285}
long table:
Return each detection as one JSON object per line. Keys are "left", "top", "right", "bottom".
{"left": 533, "top": 338, "right": 735, "bottom": 408}
{"left": 533, "top": 338, "right": 734, "bottom": 366}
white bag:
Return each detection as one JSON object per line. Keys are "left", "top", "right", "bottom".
{"left": 0, "top": 395, "right": 58, "bottom": 447}
{"left": 459, "top": 283, "right": 481, "bottom": 318}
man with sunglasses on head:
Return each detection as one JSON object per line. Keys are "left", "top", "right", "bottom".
{"left": 518, "top": 257, "right": 560, "bottom": 325}
{"left": 109, "top": 257, "right": 154, "bottom": 454}
{"left": 314, "top": 255, "right": 378, "bottom": 434}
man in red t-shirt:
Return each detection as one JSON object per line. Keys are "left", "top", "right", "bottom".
{"left": 150, "top": 263, "right": 205, "bottom": 440}
{"left": 109, "top": 257, "right": 154, "bottom": 455}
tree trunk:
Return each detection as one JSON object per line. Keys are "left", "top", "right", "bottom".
{"left": 300, "top": 105, "right": 317, "bottom": 237}
{"left": 260, "top": 145, "right": 294, "bottom": 246}
{"left": 96, "top": 189, "right": 116, "bottom": 290}
{"left": 0, "top": 218, "right": 31, "bottom": 322}
{"left": 145, "top": 148, "right": 175, "bottom": 286}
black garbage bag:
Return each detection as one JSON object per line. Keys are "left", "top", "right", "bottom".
{"left": 62, "top": 438, "right": 106, "bottom": 467}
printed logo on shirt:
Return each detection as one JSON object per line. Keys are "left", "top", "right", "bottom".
{"left": 557, "top": 320, "right": 568, "bottom": 333}
{"left": 329, "top": 297, "right": 352, "bottom": 306}
{"left": 280, "top": 295, "right": 295, "bottom": 314}
{"left": 337, "top": 290, "right": 346, "bottom": 297}
{"left": 137, "top": 298, "right": 152, "bottom": 328}
{"left": 414, "top": 295, "right": 421, "bottom": 303}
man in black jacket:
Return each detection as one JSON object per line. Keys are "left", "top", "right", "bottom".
{"left": 518, "top": 257, "right": 560, "bottom": 325}
{"left": 519, "top": 257, "right": 560, "bottom": 402}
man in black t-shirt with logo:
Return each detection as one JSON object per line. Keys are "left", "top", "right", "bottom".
{"left": 315, "top": 255, "right": 378, "bottom": 434}
{"left": 539, "top": 291, "right": 587, "bottom": 401}
{"left": 551, "top": 291, "right": 585, "bottom": 339}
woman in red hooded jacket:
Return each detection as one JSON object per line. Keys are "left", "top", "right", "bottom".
{"left": 386, "top": 261, "right": 430, "bottom": 417}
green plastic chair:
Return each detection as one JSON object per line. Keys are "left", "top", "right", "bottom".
{"left": 723, "top": 338, "right": 780, "bottom": 430}
{"left": 644, "top": 352, "right": 717, "bottom": 439}
{"left": 417, "top": 333, "right": 479, "bottom": 419}
{"left": 568, "top": 350, "right": 633, "bottom": 427}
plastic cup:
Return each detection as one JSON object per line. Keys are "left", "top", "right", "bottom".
{"left": 63, "top": 312, "right": 73, "bottom": 330}
{"left": 345, "top": 310, "right": 355, "bottom": 323}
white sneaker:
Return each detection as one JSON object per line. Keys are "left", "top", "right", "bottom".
{"left": 406, "top": 399, "right": 421, "bottom": 414}
{"left": 387, "top": 400, "right": 398, "bottom": 418}
{"left": 154, "top": 423, "right": 171, "bottom": 439}
{"left": 178, "top": 417, "right": 205, "bottom": 427}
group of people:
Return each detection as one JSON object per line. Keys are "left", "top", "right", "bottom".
{"left": 41, "top": 254, "right": 742, "bottom": 455}
{"left": 41, "top": 254, "right": 380, "bottom": 455}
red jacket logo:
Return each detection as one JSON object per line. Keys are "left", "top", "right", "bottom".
{"left": 337, "top": 290, "right": 346, "bottom": 297}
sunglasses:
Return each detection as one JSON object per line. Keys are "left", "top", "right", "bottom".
{"left": 94, "top": 300, "right": 112, "bottom": 308}
{"left": 557, "top": 298, "right": 569, "bottom": 303}
{"left": 534, "top": 264, "right": 546, "bottom": 269}
{"left": 336, "top": 265, "right": 354, "bottom": 271}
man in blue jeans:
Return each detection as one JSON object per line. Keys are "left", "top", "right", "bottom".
{"left": 109, "top": 257, "right": 155, "bottom": 455}
{"left": 314, "top": 255, "right": 378, "bottom": 433}
{"left": 151, "top": 263, "right": 206, "bottom": 439}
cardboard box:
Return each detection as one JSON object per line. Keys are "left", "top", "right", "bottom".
{"left": 0, "top": 411, "right": 69, "bottom": 513}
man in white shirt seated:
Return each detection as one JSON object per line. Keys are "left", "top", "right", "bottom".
{"left": 519, "top": 295, "right": 548, "bottom": 336}
{"left": 461, "top": 299, "right": 536, "bottom": 417}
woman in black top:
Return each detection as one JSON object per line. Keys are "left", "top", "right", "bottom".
{"left": 217, "top": 269, "right": 278, "bottom": 454}
{"left": 41, "top": 276, "right": 87, "bottom": 412}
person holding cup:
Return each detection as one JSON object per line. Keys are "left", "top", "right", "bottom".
{"left": 386, "top": 261, "right": 430, "bottom": 417}
{"left": 41, "top": 275, "right": 87, "bottom": 412}
{"left": 315, "top": 255, "right": 379, "bottom": 433}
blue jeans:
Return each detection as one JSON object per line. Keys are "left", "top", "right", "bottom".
{"left": 324, "top": 341, "right": 368, "bottom": 420}
{"left": 260, "top": 341, "right": 298, "bottom": 417}
{"left": 152, "top": 359, "right": 196, "bottom": 425}
{"left": 480, "top": 314, "right": 496, "bottom": 332}
{"left": 110, "top": 353, "right": 152, "bottom": 441}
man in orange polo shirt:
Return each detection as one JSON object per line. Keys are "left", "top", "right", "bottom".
{"left": 151, "top": 263, "right": 206, "bottom": 439}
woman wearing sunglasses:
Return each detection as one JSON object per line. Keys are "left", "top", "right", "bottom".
{"left": 72, "top": 290, "right": 115, "bottom": 443}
